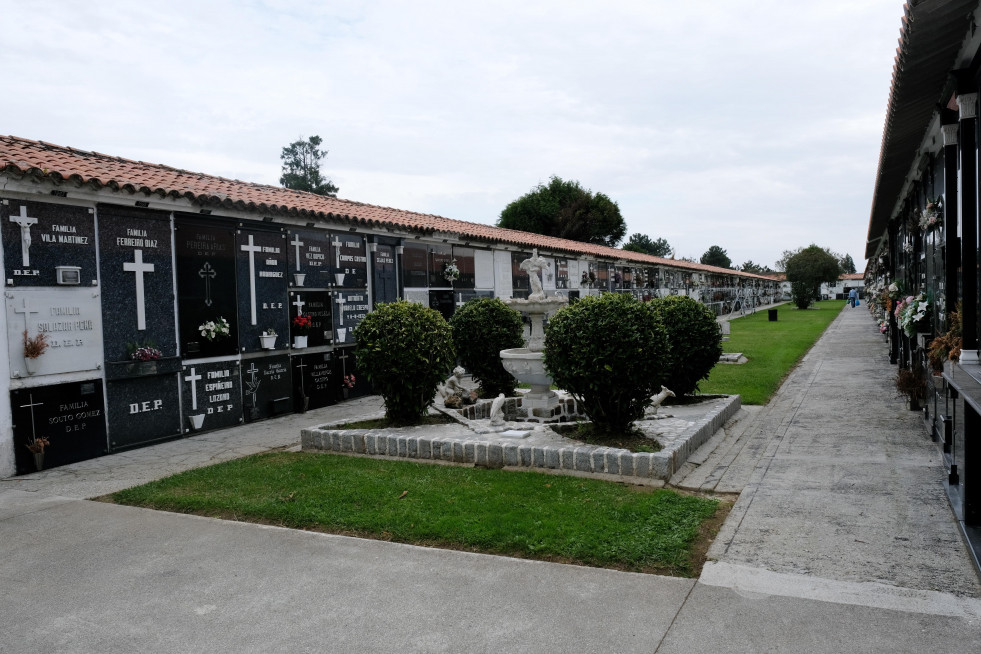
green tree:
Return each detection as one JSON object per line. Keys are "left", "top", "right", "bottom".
{"left": 280, "top": 135, "right": 338, "bottom": 196}
{"left": 840, "top": 253, "right": 856, "bottom": 274}
{"left": 785, "top": 244, "right": 842, "bottom": 309}
{"left": 739, "top": 260, "right": 772, "bottom": 274}
{"left": 497, "top": 176, "right": 627, "bottom": 247}
{"left": 623, "top": 234, "right": 672, "bottom": 257}
{"left": 700, "top": 245, "right": 732, "bottom": 268}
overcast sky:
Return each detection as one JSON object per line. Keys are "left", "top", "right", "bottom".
{"left": 3, "top": 0, "right": 905, "bottom": 270}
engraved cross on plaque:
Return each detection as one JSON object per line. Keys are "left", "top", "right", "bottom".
{"left": 20, "top": 393, "right": 43, "bottom": 442}
{"left": 14, "top": 297, "right": 39, "bottom": 331}
{"left": 198, "top": 262, "right": 217, "bottom": 307}
{"left": 184, "top": 367, "right": 202, "bottom": 411}
{"left": 9, "top": 206, "right": 37, "bottom": 267}
{"left": 291, "top": 233, "right": 304, "bottom": 271}
{"left": 123, "top": 249, "right": 155, "bottom": 330}
{"left": 292, "top": 294, "right": 305, "bottom": 316}
{"left": 241, "top": 235, "right": 263, "bottom": 325}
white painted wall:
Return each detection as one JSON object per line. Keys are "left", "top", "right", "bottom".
{"left": 493, "top": 250, "right": 512, "bottom": 298}
{"left": 474, "top": 249, "right": 494, "bottom": 289}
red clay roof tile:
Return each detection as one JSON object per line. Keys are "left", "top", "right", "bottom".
{"left": 0, "top": 135, "right": 770, "bottom": 280}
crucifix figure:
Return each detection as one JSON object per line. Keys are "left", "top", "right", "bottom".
{"left": 292, "top": 294, "right": 305, "bottom": 316}
{"left": 14, "top": 297, "right": 39, "bottom": 331}
{"left": 123, "top": 249, "right": 155, "bottom": 330}
{"left": 291, "top": 233, "right": 304, "bottom": 271}
{"left": 184, "top": 367, "right": 202, "bottom": 411}
{"left": 335, "top": 294, "right": 346, "bottom": 326}
{"left": 198, "top": 262, "right": 217, "bottom": 307}
{"left": 331, "top": 236, "right": 343, "bottom": 270}
{"left": 9, "top": 205, "right": 38, "bottom": 267}
{"left": 241, "top": 235, "right": 263, "bottom": 325}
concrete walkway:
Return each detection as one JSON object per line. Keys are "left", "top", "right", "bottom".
{"left": 3, "top": 306, "right": 981, "bottom": 653}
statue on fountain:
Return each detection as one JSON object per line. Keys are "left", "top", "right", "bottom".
{"left": 519, "top": 249, "right": 550, "bottom": 300}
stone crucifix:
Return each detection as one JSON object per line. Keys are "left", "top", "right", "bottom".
{"left": 9, "top": 205, "right": 38, "bottom": 267}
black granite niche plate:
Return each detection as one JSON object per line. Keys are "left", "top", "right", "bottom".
{"left": 175, "top": 217, "right": 240, "bottom": 358}
{"left": 105, "top": 373, "right": 182, "bottom": 450}
{"left": 241, "top": 354, "right": 293, "bottom": 422}
{"left": 181, "top": 360, "right": 243, "bottom": 433}
{"left": 292, "top": 351, "right": 337, "bottom": 412}
{"left": 10, "top": 380, "right": 107, "bottom": 475}
{"left": 237, "top": 228, "right": 289, "bottom": 354}
{"left": 97, "top": 206, "right": 177, "bottom": 362}
{"left": 1, "top": 199, "right": 97, "bottom": 287}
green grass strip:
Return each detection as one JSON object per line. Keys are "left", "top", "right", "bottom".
{"left": 112, "top": 452, "right": 719, "bottom": 576}
{"left": 699, "top": 301, "right": 845, "bottom": 404}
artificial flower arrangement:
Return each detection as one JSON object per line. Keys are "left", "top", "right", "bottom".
{"left": 23, "top": 330, "right": 49, "bottom": 359}
{"left": 918, "top": 197, "right": 943, "bottom": 231}
{"left": 887, "top": 280, "right": 905, "bottom": 300}
{"left": 130, "top": 346, "right": 163, "bottom": 361}
{"left": 199, "top": 317, "right": 231, "bottom": 341}
{"left": 443, "top": 259, "right": 460, "bottom": 282}
{"left": 292, "top": 314, "right": 313, "bottom": 334}
{"left": 25, "top": 435, "right": 50, "bottom": 455}
{"left": 895, "top": 293, "right": 930, "bottom": 337}
{"left": 343, "top": 374, "right": 356, "bottom": 389}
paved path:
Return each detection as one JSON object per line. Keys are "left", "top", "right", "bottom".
{"left": 2, "top": 305, "right": 981, "bottom": 653}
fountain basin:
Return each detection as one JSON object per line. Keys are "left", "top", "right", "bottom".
{"left": 500, "top": 347, "right": 559, "bottom": 411}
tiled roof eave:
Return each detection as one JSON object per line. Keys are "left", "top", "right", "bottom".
{"left": 866, "top": 0, "right": 977, "bottom": 259}
{"left": 0, "top": 135, "right": 775, "bottom": 280}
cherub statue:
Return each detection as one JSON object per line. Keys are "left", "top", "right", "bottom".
{"left": 519, "top": 248, "right": 551, "bottom": 300}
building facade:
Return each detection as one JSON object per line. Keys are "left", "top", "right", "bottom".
{"left": 864, "top": 0, "right": 981, "bottom": 555}
{"left": 0, "top": 136, "right": 777, "bottom": 478}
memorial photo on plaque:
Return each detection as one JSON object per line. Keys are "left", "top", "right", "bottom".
{"left": 292, "top": 351, "right": 337, "bottom": 411}
{"left": 106, "top": 373, "right": 182, "bottom": 450}
{"left": 329, "top": 232, "right": 368, "bottom": 289}
{"left": 289, "top": 290, "right": 332, "bottom": 348}
{"left": 175, "top": 217, "right": 239, "bottom": 358}
{"left": 332, "top": 290, "right": 370, "bottom": 347}
{"left": 241, "top": 354, "right": 293, "bottom": 421}
{"left": 1, "top": 199, "right": 97, "bottom": 287}
{"left": 286, "top": 228, "right": 333, "bottom": 289}
{"left": 181, "top": 360, "right": 242, "bottom": 433}
{"left": 11, "top": 380, "right": 107, "bottom": 475}
{"left": 237, "top": 228, "right": 289, "bottom": 353}
{"left": 98, "top": 206, "right": 177, "bottom": 363}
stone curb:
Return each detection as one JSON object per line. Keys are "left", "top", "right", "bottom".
{"left": 300, "top": 395, "right": 740, "bottom": 482}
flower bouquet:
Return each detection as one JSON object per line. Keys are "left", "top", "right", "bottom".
{"left": 199, "top": 317, "right": 231, "bottom": 341}
{"left": 443, "top": 259, "right": 460, "bottom": 282}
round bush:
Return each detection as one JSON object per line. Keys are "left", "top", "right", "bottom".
{"left": 544, "top": 292, "right": 670, "bottom": 434}
{"left": 649, "top": 295, "right": 722, "bottom": 396}
{"left": 449, "top": 298, "right": 525, "bottom": 397}
{"left": 354, "top": 300, "right": 455, "bottom": 424}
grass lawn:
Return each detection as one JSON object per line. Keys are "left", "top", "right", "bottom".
{"left": 698, "top": 301, "right": 845, "bottom": 404}
{"left": 109, "top": 452, "right": 726, "bottom": 577}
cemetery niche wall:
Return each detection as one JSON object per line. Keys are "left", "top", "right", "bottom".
{"left": 0, "top": 135, "right": 779, "bottom": 478}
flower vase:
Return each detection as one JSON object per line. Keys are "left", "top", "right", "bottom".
{"left": 293, "top": 335, "right": 308, "bottom": 349}
{"left": 188, "top": 414, "right": 205, "bottom": 431}
{"left": 293, "top": 273, "right": 306, "bottom": 287}
{"left": 342, "top": 387, "right": 350, "bottom": 400}
{"left": 259, "top": 334, "right": 276, "bottom": 350}
{"left": 24, "top": 357, "right": 38, "bottom": 375}
{"left": 336, "top": 328, "right": 347, "bottom": 343}
{"left": 334, "top": 273, "right": 346, "bottom": 286}
{"left": 33, "top": 451, "right": 44, "bottom": 471}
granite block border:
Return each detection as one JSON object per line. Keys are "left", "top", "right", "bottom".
{"left": 301, "top": 395, "right": 740, "bottom": 482}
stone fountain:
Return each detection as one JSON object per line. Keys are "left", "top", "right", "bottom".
{"left": 500, "top": 249, "right": 569, "bottom": 414}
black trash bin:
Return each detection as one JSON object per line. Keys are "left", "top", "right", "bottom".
{"left": 768, "top": 309, "right": 778, "bottom": 322}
